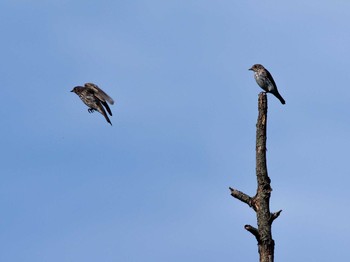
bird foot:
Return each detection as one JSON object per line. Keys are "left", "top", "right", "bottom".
{"left": 88, "top": 108, "right": 95, "bottom": 113}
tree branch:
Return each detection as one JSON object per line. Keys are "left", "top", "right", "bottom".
{"left": 244, "top": 224, "right": 260, "bottom": 243}
{"left": 229, "top": 187, "right": 254, "bottom": 209}
{"left": 230, "top": 93, "right": 281, "bottom": 262}
{"left": 269, "top": 210, "right": 282, "bottom": 224}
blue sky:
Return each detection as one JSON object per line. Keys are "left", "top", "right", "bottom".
{"left": 1, "top": 1, "right": 350, "bottom": 261}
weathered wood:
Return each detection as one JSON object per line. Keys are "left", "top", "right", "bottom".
{"left": 230, "top": 93, "right": 281, "bottom": 262}
{"left": 255, "top": 93, "right": 274, "bottom": 262}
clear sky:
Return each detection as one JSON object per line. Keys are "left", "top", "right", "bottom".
{"left": 1, "top": 1, "right": 350, "bottom": 261}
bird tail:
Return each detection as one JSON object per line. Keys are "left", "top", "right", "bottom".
{"left": 274, "top": 91, "right": 286, "bottom": 105}
{"left": 98, "top": 106, "right": 112, "bottom": 125}
{"left": 104, "top": 113, "right": 112, "bottom": 125}
{"left": 101, "top": 101, "right": 113, "bottom": 116}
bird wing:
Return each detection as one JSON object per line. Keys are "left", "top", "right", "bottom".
{"left": 84, "top": 83, "right": 115, "bottom": 105}
{"left": 264, "top": 69, "right": 278, "bottom": 89}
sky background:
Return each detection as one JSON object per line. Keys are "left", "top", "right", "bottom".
{"left": 1, "top": 1, "right": 350, "bottom": 261}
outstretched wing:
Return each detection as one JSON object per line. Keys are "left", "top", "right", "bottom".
{"left": 84, "top": 83, "right": 114, "bottom": 105}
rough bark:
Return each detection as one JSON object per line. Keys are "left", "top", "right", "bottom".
{"left": 230, "top": 93, "right": 282, "bottom": 262}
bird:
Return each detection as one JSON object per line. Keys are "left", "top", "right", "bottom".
{"left": 71, "top": 83, "right": 114, "bottom": 125}
{"left": 249, "top": 64, "right": 285, "bottom": 105}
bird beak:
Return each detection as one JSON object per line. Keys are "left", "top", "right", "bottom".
{"left": 248, "top": 68, "right": 253, "bottom": 71}
{"left": 70, "top": 90, "right": 74, "bottom": 92}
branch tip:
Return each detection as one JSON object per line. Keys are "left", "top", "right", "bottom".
{"left": 229, "top": 188, "right": 253, "bottom": 208}
{"left": 269, "top": 210, "right": 282, "bottom": 224}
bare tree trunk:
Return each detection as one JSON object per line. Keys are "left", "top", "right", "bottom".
{"left": 230, "top": 93, "right": 282, "bottom": 262}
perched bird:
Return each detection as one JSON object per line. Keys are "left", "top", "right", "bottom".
{"left": 249, "top": 64, "right": 285, "bottom": 105}
{"left": 71, "top": 83, "right": 114, "bottom": 125}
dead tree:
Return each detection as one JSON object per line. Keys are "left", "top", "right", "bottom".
{"left": 229, "top": 93, "right": 282, "bottom": 262}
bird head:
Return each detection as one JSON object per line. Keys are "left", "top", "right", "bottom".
{"left": 249, "top": 64, "right": 264, "bottom": 72}
{"left": 70, "top": 86, "right": 81, "bottom": 93}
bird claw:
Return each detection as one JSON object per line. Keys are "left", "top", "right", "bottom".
{"left": 88, "top": 108, "right": 95, "bottom": 113}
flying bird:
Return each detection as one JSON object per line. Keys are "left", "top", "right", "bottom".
{"left": 71, "top": 83, "right": 114, "bottom": 125}
{"left": 249, "top": 64, "right": 285, "bottom": 105}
